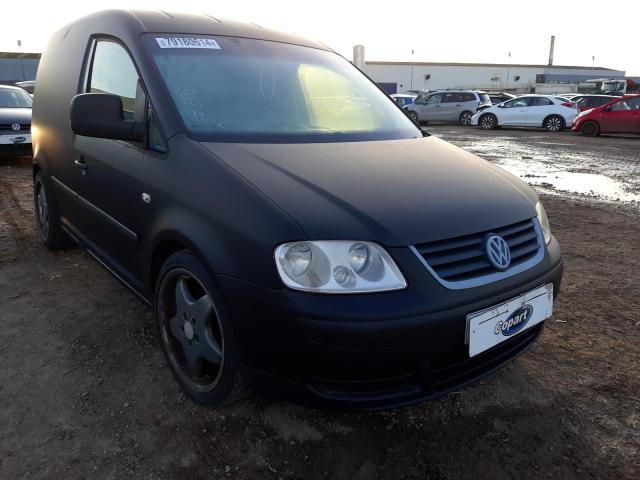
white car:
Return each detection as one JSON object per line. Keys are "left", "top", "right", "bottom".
{"left": 471, "top": 94, "right": 578, "bottom": 132}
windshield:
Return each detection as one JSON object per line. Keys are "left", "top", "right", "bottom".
{"left": 142, "top": 35, "right": 419, "bottom": 143}
{"left": 0, "top": 88, "right": 32, "bottom": 108}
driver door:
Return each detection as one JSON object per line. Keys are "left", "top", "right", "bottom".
{"left": 417, "top": 93, "right": 445, "bottom": 121}
{"left": 72, "top": 39, "right": 148, "bottom": 289}
{"left": 498, "top": 97, "right": 530, "bottom": 126}
{"left": 599, "top": 99, "right": 639, "bottom": 133}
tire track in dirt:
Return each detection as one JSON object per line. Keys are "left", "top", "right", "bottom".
{"left": 0, "top": 162, "right": 33, "bottom": 254}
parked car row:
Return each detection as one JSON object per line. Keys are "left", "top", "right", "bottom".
{"left": 399, "top": 87, "right": 640, "bottom": 135}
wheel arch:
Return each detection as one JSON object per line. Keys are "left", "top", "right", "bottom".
{"left": 144, "top": 205, "right": 286, "bottom": 301}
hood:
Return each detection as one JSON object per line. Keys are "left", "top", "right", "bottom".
{"left": 0, "top": 108, "right": 31, "bottom": 125}
{"left": 202, "top": 137, "right": 538, "bottom": 246}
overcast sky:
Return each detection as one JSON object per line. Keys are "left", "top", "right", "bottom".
{"left": 2, "top": 0, "right": 639, "bottom": 75}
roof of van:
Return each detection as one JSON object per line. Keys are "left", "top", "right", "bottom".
{"left": 64, "top": 9, "right": 331, "bottom": 52}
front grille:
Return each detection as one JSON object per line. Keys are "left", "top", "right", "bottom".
{"left": 414, "top": 218, "right": 542, "bottom": 285}
{"left": 0, "top": 123, "right": 31, "bottom": 132}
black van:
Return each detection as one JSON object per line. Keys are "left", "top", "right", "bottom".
{"left": 32, "top": 10, "right": 563, "bottom": 410}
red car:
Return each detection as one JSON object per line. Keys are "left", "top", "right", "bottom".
{"left": 572, "top": 94, "right": 640, "bottom": 136}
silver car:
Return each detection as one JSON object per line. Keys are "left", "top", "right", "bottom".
{"left": 404, "top": 90, "right": 491, "bottom": 125}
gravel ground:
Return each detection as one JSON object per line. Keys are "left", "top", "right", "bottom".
{"left": 1, "top": 128, "right": 639, "bottom": 480}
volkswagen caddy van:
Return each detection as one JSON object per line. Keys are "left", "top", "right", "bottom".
{"left": 32, "top": 10, "right": 563, "bottom": 410}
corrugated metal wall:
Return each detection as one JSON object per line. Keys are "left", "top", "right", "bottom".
{"left": 0, "top": 58, "right": 40, "bottom": 84}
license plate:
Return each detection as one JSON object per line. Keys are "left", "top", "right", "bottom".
{"left": 467, "top": 284, "right": 553, "bottom": 357}
{"left": 0, "top": 134, "right": 31, "bottom": 145}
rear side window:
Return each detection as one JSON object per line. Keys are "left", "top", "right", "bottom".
{"left": 441, "top": 92, "right": 458, "bottom": 103}
{"left": 530, "top": 97, "right": 553, "bottom": 106}
{"left": 463, "top": 93, "right": 477, "bottom": 102}
{"left": 89, "top": 41, "right": 139, "bottom": 120}
{"left": 589, "top": 97, "right": 612, "bottom": 107}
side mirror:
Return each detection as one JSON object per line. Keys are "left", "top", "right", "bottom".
{"left": 70, "top": 93, "right": 144, "bottom": 141}
{"left": 497, "top": 104, "right": 505, "bottom": 108}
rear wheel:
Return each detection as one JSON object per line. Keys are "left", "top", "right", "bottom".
{"left": 479, "top": 113, "right": 497, "bottom": 130}
{"left": 580, "top": 121, "right": 600, "bottom": 137}
{"left": 459, "top": 111, "right": 473, "bottom": 126}
{"left": 155, "top": 250, "right": 244, "bottom": 405}
{"left": 543, "top": 115, "right": 565, "bottom": 132}
{"left": 33, "top": 171, "right": 74, "bottom": 250}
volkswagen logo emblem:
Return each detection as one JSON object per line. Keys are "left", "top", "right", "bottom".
{"left": 485, "top": 234, "right": 511, "bottom": 270}
{"left": 11, "top": 123, "right": 21, "bottom": 131}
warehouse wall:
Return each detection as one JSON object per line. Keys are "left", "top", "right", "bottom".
{"left": 0, "top": 58, "right": 40, "bottom": 85}
{"left": 363, "top": 63, "right": 626, "bottom": 94}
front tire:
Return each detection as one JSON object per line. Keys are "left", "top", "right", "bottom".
{"left": 543, "top": 115, "right": 565, "bottom": 132}
{"left": 33, "top": 171, "right": 74, "bottom": 250}
{"left": 155, "top": 250, "right": 244, "bottom": 405}
{"left": 580, "top": 121, "right": 600, "bottom": 137}
{"left": 459, "top": 111, "right": 473, "bottom": 126}
{"left": 479, "top": 113, "right": 498, "bottom": 130}
{"left": 407, "top": 110, "right": 419, "bottom": 124}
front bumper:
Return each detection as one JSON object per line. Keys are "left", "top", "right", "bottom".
{"left": 216, "top": 238, "right": 563, "bottom": 410}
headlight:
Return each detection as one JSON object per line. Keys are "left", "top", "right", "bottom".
{"left": 535, "top": 201, "right": 552, "bottom": 245}
{"left": 275, "top": 241, "right": 407, "bottom": 293}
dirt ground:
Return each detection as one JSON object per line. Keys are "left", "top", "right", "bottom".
{"left": 1, "top": 128, "right": 639, "bottom": 479}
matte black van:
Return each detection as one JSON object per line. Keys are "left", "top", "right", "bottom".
{"left": 32, "top": 10, "right": 563, "bottom": 410}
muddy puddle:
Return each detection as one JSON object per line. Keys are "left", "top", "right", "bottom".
{"left": 428, "top": 126, "right": 640, "bottom": 206}
{"left": 497, "top": 158, "right": 640, "bottom": 204}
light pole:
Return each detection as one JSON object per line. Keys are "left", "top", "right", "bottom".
{"left": 506, "top": 52, "right": 511, "bottom": 90}
{"left": 410, "top": 49, "right": 414, "bottom": 91}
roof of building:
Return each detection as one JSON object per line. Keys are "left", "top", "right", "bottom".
{"left": 365, "top": 61, "right": 622, "bottom": 72}
{"left": 0, "top": 52, "right": 41, "bottom": 60}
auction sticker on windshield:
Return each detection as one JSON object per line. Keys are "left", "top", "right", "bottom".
{"left": 467, "top": 284, "right": 553, "bottom": 357}
{"left": 155, "top": 37, "right": 220, "bottom": 49}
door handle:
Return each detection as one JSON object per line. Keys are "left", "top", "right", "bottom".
{"left": 74, "top": 158, "right": 88, "bottom": 174}
{"left": 434, "top": 105, "right": 441, "bottom": 107}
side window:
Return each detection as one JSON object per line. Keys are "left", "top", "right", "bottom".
{"left": 626, "top": 98, "right": 640, "bottom": 110}
{"left": 530, "top": 97, "right": 553, "bottom": 106}
{"left": 463, "top": 93, "right": 476, "bottom": 102}
{"left": 89, "top": 41, "right": 139, "bottom": 120}
{"left": 610, "top": 100, "right": 631, "bottom": 112}
{"left": 426, "top": 93, "right": 442, "bottom": 104}
{"left": 442, "top": 93, "right": 457, "bottom": 103}
{"left": 504, "top": 97, "right": 529, "bottom": 108}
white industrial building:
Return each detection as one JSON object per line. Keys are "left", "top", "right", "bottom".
{"left": 362, "top": 61, "right": 626, "bottom": 95}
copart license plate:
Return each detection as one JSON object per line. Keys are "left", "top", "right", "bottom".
{"left": 467, "top": 284, "right": 553, "bottom": 357}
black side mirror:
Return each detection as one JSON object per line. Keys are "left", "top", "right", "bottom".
{"left": 70, "top": 93, "right": 144, "bottom": 141}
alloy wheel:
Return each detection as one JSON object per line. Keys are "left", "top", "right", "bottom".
{"left": 158, "top": 269, "right": 224, "bottom": 392}
{"left": 460, "top": 112, "right": 472, "bottom": 126}
{"left": 480, "top": 115, "right": 496, "bottom": 129}
{"left": 545, "top": 117, "right": 563, "bottom": 132}
{"left": 36, "top": 182, "right": 50, "bottom": 234}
